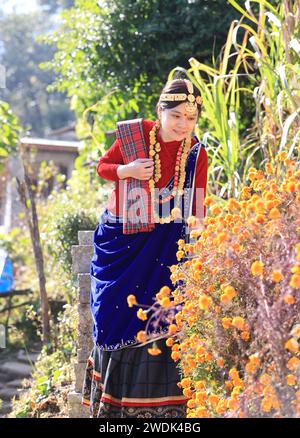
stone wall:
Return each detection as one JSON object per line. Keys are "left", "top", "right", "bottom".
{"left": 68, "top": 230, "right": 94, "bottom": 418}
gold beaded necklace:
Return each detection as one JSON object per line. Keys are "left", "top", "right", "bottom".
{"left": 148, "top": 120, "right": 192, "bottom": 224}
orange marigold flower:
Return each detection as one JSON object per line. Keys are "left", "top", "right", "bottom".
{"left": 181, "top": 378, "right": 192, "bottom": 388}
{"left": 229, "top": 368, "right": 239, "bottom": 380}
{"left": 171, "top": 351, "right": 181, "bottom": 361}
{"left": 127, "top": 294, "right": 137, "bottom": 307}
{"left": 284, "top": 295, "right": 295, "bottom": 305}
{"left": 269, "top": 207, "right": 281, "bottom": 219}
{"left": 159, "top": 286, "right": 171, "bottom": 296}
{"left": 285, "top": 338, "right": 299, "bottom": 353}
{"left": 222, "top": 317, "right": 232, "bottom": 329}
{"left": 195, "top": 391, "right": 207, "bottom": 404}
{"left": 211, "top": 205, "right": 222, "bottom": 216}
{"left": 205, "top": 352, "right": 213, "bottom": 362}
{"left": 261, "top": 397, "right": 272, "bottom": 413}
{"left": 160, "top": 297, "right": 172, "bottom": 308}
{"left": 216, "top": 358, "right": 225, "bottom": 367}
{"left": 187, "top": 399, "right": 196, "bottom": 409}
{"left": 227, "top": 398, "right": 239, "bottom": 410}
{"left": 287, "top": 357, "right": 300, "bottom": 371}
{"left": 168, "top": 324, "right": 178, "bottom": 336}
{"left": 220, "top": 293, "right": 231, "bottom": 305}
{"left": 232, "top": 317, "right": 246, "bottom": 330}
{"left": 251, "top": 260, "right": 264, "bottom": 276}
{"left": 166, "top": 338, "right": 174, "bottom": 347}
{"left": 204, "top": 196, "right": 214, "bottom": 206}
{"left": 137, "top": 308, "right": 147, "bottom": 321}
{"left": 199, "top": 295, "right": 212, "bottom": 310}
{"left": 148, "top": 346, "right": 162, "bottom": 356}
{"left": 290, "top": 274, "right": 300, "bottom": 289}
{"left": 265, "top": 162, "right": 273, "bottom": 175}
{"left": 241, "top": 331, "right": 250, "bottom": 341}
{"left": 286, "top": 374, "right": 296, "bottom": 386}
{"left": 287, "top": 182, "right": 296, "bottom": 192}
{"left": 136, "top": 331, "right": 147, "bottom": 343}
{"left": 224, "top": 285, "right": 237, "bottom": 300}
{"left": 194, "top": 380, "right": 206, "bottom": 390}
{"left": 291, "top": 264, "right": 300, "bottom": 274}
{"left": 216, "top": 400, "right": 227, "bottom": 414}
{"left": 209, "top": 394, "right": 220, "bottom": 406}
{"left": 271, "top": 270, "right": 284, "bottom": 282}
{"left": 183, "top": 388, "right": 193, "bottom": 398}
{"left": 276, "top": 151, "right": 287, "bottom": 162}
{"left": 255, "top": 214, "right": 266, "bottom": 224}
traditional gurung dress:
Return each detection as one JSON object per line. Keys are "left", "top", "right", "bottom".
{"left": 81, "top": 118, "right": 208, "bottom": 418}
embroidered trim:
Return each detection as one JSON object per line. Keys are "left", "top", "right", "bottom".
{"left": 95, "top": 326, "right": 170, "bottom": 351}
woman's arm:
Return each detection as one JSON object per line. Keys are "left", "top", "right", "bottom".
{"left": 96, "top": 138, "right": 124, "bottom": 181}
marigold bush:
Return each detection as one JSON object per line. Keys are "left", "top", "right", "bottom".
{"left": 130, "top": 147, "right": 300, "bottom": 417}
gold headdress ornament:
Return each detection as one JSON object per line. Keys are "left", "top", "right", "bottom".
{"left": 159, "top": 79, "right": 203, "bottom": 113}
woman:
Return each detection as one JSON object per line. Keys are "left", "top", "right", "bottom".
{"left": 81, "top": 78, "right": 208, "bottom": 418}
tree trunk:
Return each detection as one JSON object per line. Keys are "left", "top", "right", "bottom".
{"left": 16, "top": 146, "right": 51, "bottom": 345}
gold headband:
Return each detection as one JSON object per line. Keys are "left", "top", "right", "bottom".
{"left": 159, "top": 79, "right": 202, "bottom": 113}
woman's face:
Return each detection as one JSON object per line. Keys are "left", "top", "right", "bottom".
{"left": 158, "top": 102, "right": 198, "bottom": 142}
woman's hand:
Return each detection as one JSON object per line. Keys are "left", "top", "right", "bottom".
{"left": 117, "top": 158, "right": 154, "bottom": 180}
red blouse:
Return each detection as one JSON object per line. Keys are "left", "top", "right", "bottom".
{"left": 97, "top": 119, "right": 208, "bottom": 219}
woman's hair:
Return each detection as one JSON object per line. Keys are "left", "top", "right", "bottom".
{"left": 156, "top": 79, "right": 202, "bottom": 117}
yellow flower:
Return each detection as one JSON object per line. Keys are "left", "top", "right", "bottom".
{"left": 276, "top": 151, "right": 287, "bottom": 162}
{"left": 287, "top": 357, "right": 300, "bottom": 371}
{"left": 211, "top": 205, "right": 222, "bottom": 216}
{"left": 127, "top": 294, "right": 137, "bottom": 308}
{"left": 286, "top": 374, "right": 296, "bottom": 386}
{"left": 241, "top": 331, "right": 250, "bottom": 341}
{"left": 137, "top": 308, "right": 147, "bottom": 321}
{"left": 232, "top": 317, "right": 246, "bottom": 330}
{"left": 160, "top": 297, "right": 172, "bottom": 308}
{"left": 284, "top": 295, "right": 295, "bottom": 305}
{"left": 222, "top": 317, "right": 232, "bottom": 329}
{"left": 176, "top": 250, "right": 184, "bottom": 261}
{"left": 291, "top": 264, "right": 300, "bottom": 274}
{"left": 208, "top": 394, "right": 220, "bottom": 406}
{"left": 204, "top": 196, "right": 214, "bottom": 206}
{"left": 194, "top": 380, "right": 206, "bottom": 390}
{"left": 199, "top": 295, "right": 212, "bottom": 310}
{"left": 251, "top": 260, "right": 264, "bottom": 276}
{"left": 285, "top": 338, "right": 299, "bottom": 353}
{"left": 136, "top": 331, "right": 147, "bottom": 343}
{"left": 287, "top": 182, "right": 296, "bottom": 193}
{"left": 224, "top": 286, "right": 237, "bottom": 300}
{"left": 271, "top": 270, "right": 284, "bottom": 282}
{"left": 166, "top": 338, "right": 174, "bottom": 347}
{"left": 220, "top": 293, "right": 231, "bottom": 305}
{"left": 171, "top": 351, "right": 181, "bottom": 361}
{"left": 181, "top": 378, "right": 192, "bottom": 388}
{"left": 187, "top": 399, "right": 196, "bottom": 409}
{"left": 265, "top": 162, "right": 273, "bottom": 175}
{"left": 168, "top": 324, "right": 178, "bottom": 336}
{"left": 269, "top": 207, "right": 281, "bottom": 219}
{"left": 183, "top": 388, "right": 193, "bottom": 398}
{"left": 195, "top": 391, "right": 207, "bottom": 404}
{"left": 290, "top": 274, "right": 300, "bottom": 289}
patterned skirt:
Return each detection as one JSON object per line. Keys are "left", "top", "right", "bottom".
{"left": 81, "top": 338, "right": 188, "bottom": 418}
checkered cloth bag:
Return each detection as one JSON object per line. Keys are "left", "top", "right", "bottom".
{"left": 116, "top": 118, "right": 155, "bottom": 234}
